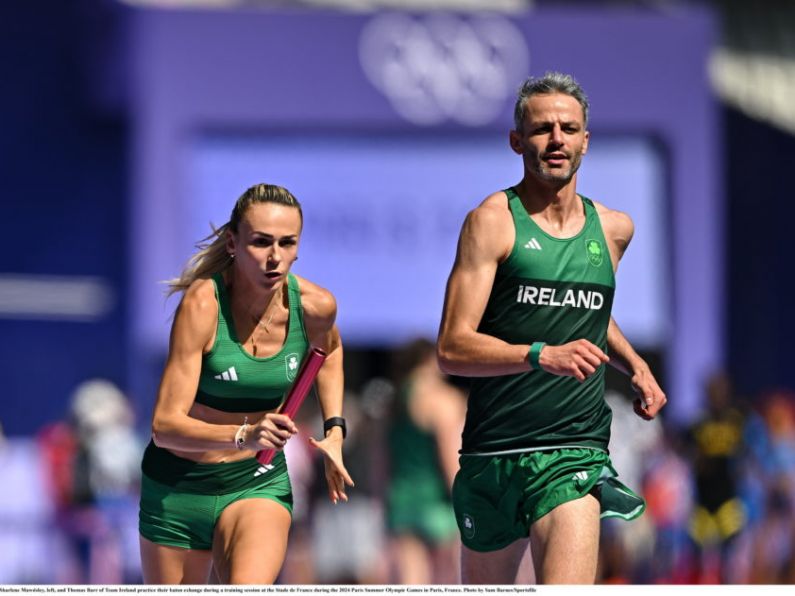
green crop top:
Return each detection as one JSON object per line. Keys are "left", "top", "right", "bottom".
{"left": 193, "top": 272, "right": 311, "bottom": 413}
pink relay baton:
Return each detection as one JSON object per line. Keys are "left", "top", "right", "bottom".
{"left": 256, "top": 346, "right": 327, "bottom": 465}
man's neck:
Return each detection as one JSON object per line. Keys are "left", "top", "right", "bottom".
{"left": 515, "top": 175, "right": 584, "bottom": 236}
{"left": 517, "top": 176, "right": 580, "bottom": 212}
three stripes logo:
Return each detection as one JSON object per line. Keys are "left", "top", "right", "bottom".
{"left": 524, "top": 237, "right": 542, "bottom": 250}
{"left": 214, "top": 366, "right": 238, "bottom": 381}
{"left": 254, "top": 464, "right": 275, "bottom": 477}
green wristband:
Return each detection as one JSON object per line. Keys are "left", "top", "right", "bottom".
{"left": 528, "top": 342, "right": 546, "bottom": 371}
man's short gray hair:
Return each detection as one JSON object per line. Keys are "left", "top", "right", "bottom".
{"left": 513, "top": 72, "right": 589, "bottom": 131}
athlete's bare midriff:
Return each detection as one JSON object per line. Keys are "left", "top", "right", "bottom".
{"left": 167, "top": 401, "right": 278, "bottom": 464}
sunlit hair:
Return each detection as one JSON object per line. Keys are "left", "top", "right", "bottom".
{"left": 513, "top": 71, "right": 590, "bottom": 132}
{"left": 166, "top": 183, "right": 303, "bottom": 295}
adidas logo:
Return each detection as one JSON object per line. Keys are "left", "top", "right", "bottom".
{"left": 572, "top": 471, "right": 589, "bottom": 481}
{"left": 214, "top": 366, "right": 238, "bottom": 381}
{"left": 524, "top": 238, "right": 542, "bottom": 250}
{"left": 254, "top": 464, "right": 275, "bottom": 477}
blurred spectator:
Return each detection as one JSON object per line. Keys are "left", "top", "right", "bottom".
{"left": 746, "top": 391, "right": 795, "bottom": 583}
{"left": 385, "top": 338, "right": 466, "bottom": 584}
{"left": 599, "top": 390, "right": 662, "bottom": 583}
{"left": 279, "top": 404, "right": 323, "bottom": 584}
{"left": 686, "top": 372, "right": 747, "bottom": 583}
{"left": 281, "top": 387, "right": 389, "bottom": 585}
{"left": 37, "top": 379, "right": 143, "bottom": 584}
{"left": 308, "top": 388, "right": 389, "bottom": 584}
{"left": 0, "top": 425, "right": 53, "bottom": 583}
{"left": 642, "top": 427, "right": 694, "bottom": 584}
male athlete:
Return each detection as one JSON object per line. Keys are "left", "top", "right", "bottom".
{"left": 437, "top": 72, "right": 667, "bottom": 584}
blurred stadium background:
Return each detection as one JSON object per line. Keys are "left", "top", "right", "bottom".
{"left": 1, "top": 0, "right": 795, "bottom": 585}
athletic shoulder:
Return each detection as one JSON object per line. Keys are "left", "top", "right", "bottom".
{"left": 474, "top": 189, "right": 513, "bottom": 223}
{"left": 171, "top": 277, "right": 218, "bottom": 349}
{"left": 180, "top": 277, "right": 219, "bottom": 319}
{"left": 295, "top": 275, "right": 337, "bottom": 325}
{"left": 412, "top": 377, "right": 466, "bottom": 432}
{"left": 592, "top": 200, "right": 634, "bottom": 244}
{"left": 461, "top": 190, "right": 514, "bottom": 252}
{"left": 592, "top": 200, "right": 634, "bottom": 260}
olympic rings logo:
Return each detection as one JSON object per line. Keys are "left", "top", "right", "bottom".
{"left": 359, "top": 13, "right": 529, "bottom": 126}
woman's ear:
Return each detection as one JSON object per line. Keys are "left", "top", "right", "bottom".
{"left": 225, "top": 230, "right": 236, "bottom": 258}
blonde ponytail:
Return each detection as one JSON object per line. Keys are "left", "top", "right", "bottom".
{"left": 165, "top": 223, "right": 233, "bottom": 296}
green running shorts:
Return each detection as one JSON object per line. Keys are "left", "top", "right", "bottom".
{"left": 139, "top": 442, "right": 293, "bottom": 550}
{"left": 451, "top": 447, "right": 645, "bottom": 552}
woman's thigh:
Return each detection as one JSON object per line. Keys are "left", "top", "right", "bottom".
{"left": 139, "top": 536, "right": 213, "bottom": 584}
{"left": 212, "top": 498, "right": 292, "bottom": 584}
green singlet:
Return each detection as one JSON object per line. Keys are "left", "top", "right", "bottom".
{"left": 463, "top": 189, "right": 616, "bottom": 454}
{"left": 193, "top": 272, "right": 311, "bottom": 412}
{"left": 386, "top": 383, "right": 458, "bottom": 544}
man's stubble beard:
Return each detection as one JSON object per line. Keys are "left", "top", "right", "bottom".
{"left": 529, "top": 150, "right": 584, "bottom": 186}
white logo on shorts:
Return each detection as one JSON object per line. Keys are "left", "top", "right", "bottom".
{"left": 462, "top": 513, "right": 476, "bottom": 539}
{"left": 572, "top": 471, "right": 589, "bottom": 481}
{"left": 254, "top": 464, "right": 275, "bottom": 477}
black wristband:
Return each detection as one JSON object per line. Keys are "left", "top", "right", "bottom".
{"left": 323, "top": 416, "right": 347, "bottom": 439}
